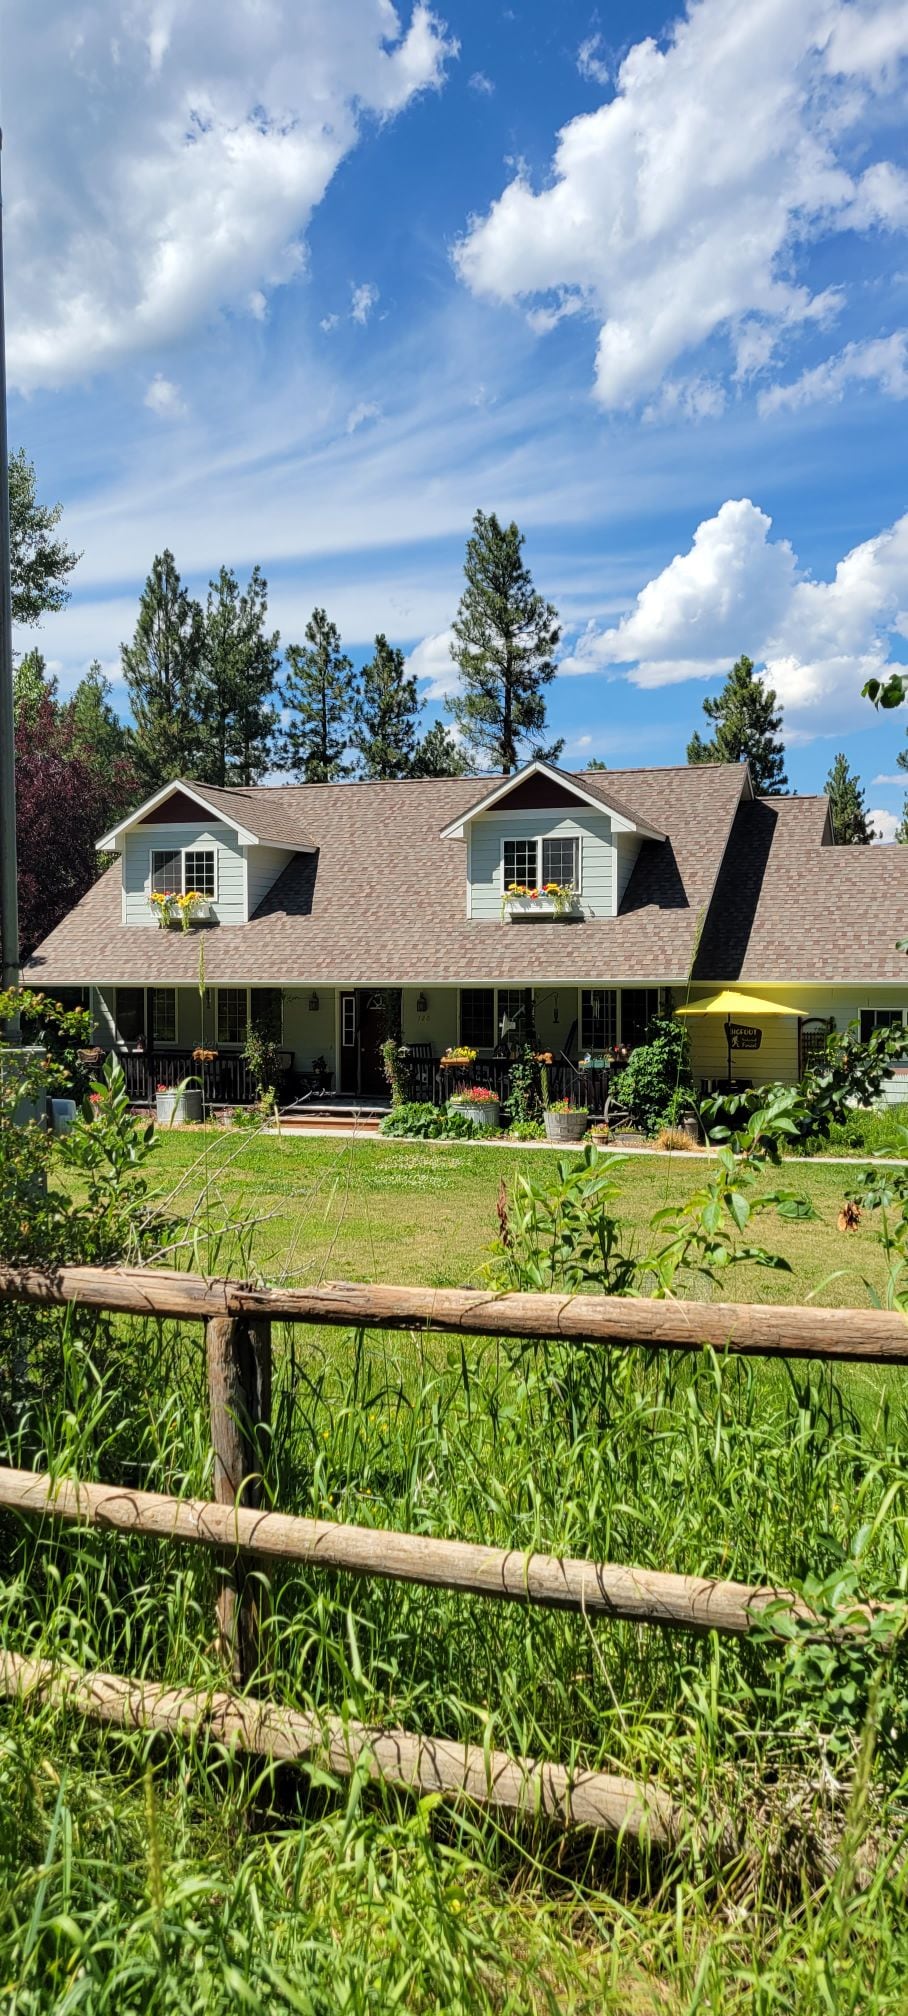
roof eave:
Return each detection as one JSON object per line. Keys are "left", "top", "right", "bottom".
{"left": 439, "top": 759, "right": 666, "bottom": 842}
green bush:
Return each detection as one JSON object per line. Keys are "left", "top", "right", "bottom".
{"left": 612, "top": 1016, "right": 693, "bottom": 1135}
{"left": 379, "top": 1101, "right": 480, "bottom": 1140}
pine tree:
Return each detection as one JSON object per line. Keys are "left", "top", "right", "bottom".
{"left": 585, "top": 756, "right": 608, "bottom": 770}
{"left": 197, "top": 566, "right": 281, "bottom": 786}
{"left": 352, "top": 634, "right": 420, "bottom": 778}
{"left": 69, "top": 661, "right": 132, "bottom": 786}
{"left": 121, "top": 551, "right": 204, "bottom": 789}
{"left": 447, "top": 510, "right": 562, "bottom": 773}
{"left": 13, "top": 649, "right": 57, "bottom": 726}
{"left": 411, "top": 719, "right": 470, "bottom": 776}
{"left": 825, "top": 752, "right": 875, "bottom": 844}
{"left": 279, "top": 608, "right": 354, "bottom": 782}
{"left": 686, "top": 654, "right": 788, "bottom": 794}
{"left": 10, "top": 447, "right": 80, "bottom": 625}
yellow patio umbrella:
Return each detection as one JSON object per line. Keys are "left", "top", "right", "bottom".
{"left": 676, "top": 989, "right": 813, "bottom": 1087}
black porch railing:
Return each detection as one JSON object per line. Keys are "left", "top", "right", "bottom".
{"left": 117, "top": 1049, "right": 259, "bottom": 1106}
{"left": 405, "top": 1055, "right": 611, "bottom": 1114}
{"left": 117, "top": 1049, "right": 613, "bottom": 1116}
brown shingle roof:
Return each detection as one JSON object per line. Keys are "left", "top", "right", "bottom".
{"left": 24, "top": 764, "right": 749, "bottom": 987}
{"left": 694, "top": 795, "right": 908, "bottom": 982}
{"left": 172, "top": 781, "right": 317, "bottom": 849}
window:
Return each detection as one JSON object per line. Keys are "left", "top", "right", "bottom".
{"left": 541, "top": 837, "right": 579, "bottom": 888}
{"left": 251, "top": 988, "right": 282, "bottom": 1042}
{"left": 503, "top": 839, "right": 538, "bottom": 889}
{"left": 217, "top": 988, "right": 248, "bottom": 1046}
{"left": 860, "top": 1007, "right": 905, "bottom": 1043}
{"left": 581, "top": 989, "right": 617, "bottom": 1051}
{"left": 460, "top": 988, "right": 495, "bottom": 1049}
{"left": 151, "top": 849, "right": 181, "bottom": 894}
{"left": 497, "top": 988, "right": 528, "bottom": 1039}
{"left": 621, "top": 988, "right": 659, "bottom": 1050}
{"left": 342, "top": 996, "right": 356, "bottom": 1046}
{"left": 150, "top": 988, "right": 177, "bottom": 1045}
{"left": 184, "top": 849, "right": 216, "bottom": 897}
{"left": 116, "top": 987, "right": 145, "bottom": 1044}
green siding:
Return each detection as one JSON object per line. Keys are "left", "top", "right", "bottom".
{"left": 123, "top": 824, "right": 245, "bottom": 926}
{"left": 468, "top": 811, "right": 614, "bottom": 919}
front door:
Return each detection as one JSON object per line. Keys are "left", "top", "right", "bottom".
{"left": 358, "top": 990, "right": 396, "bottom": 1096}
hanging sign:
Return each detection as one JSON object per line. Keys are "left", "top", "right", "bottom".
{"left": 726, "top": 1022, "right": 762, "bottom": 1051}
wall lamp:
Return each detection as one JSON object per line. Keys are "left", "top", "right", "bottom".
{"left": 308, "top": 992, "right": 320, "bottom": 1012}
{"left": 416, "top": 992, "right": 428, "bottom": 1014}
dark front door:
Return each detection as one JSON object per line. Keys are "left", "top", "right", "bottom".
{"left": 358, "top": 990, "right": 396, "bottom": 1096}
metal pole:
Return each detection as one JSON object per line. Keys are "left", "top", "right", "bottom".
{"left": 0, "top": 129, "right": 19, "bottom": 997}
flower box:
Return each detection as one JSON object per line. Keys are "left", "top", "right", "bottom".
{"left": 503, "top": 895, "right": 580, "bottom": 923}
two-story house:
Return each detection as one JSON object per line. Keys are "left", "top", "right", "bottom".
{"left": 20, "top": 759, "right": 908, "bottom": 1105}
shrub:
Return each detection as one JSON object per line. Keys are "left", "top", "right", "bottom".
{"left": 612, "top": 1016, "right": 693, "bottom": 1134}
{"left": 379, "top": 1101, "right": 480, "bottom": 1140}
{"left": 243, "top": 1026, "right": 286, "bottom": 1101}
{"left": 381, "top": 1037, "right": 410, "bottom": 1106}
{"left": 508, "top": 1119, "right": 546, "bottom": 1141}
{"left": 655, "top": 1124, "right": 695, "bottom": 1152}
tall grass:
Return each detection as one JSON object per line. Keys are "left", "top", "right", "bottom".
{"left": 3, "top": 1124, "right": 908, "bottom": 2009}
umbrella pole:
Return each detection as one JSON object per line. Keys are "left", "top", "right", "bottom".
{"left": 725, "top": 1019, "right": 733, "bottom": 1088}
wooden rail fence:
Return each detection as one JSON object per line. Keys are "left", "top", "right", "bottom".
{"left": 0, "top": 1262, "right": 901, "bottom": 1846}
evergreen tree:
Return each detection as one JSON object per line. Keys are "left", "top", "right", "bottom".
{"left": 352, "top": 634, "right": 420, "bottom": 778}
{"left": 69, "top": 661, "right": 132, "bottom": 785}
{"left": 13, "top": 648, "right": 57, "bottom": 726}
{"left": 10, "top": 447, "right": 80, "bottom": 625}
{"left": 825, "top": 752, "right": 875, "bottom": 844}
{"left": 121, "top": 551, "right": 204, "bottom": 789}
{"left": 411, "top": 719, "right": 470, "bottom": 777}
{"left": 279, "top": 608, "right": 354, "bottom": 782}
{"left": 585, "top": 756, "right": 608, "bottom": 770}
{"left": 686, "top": 654, "right": 788, "bottom": 794}
{"left": 197, "top": 566, "right": 281, "bottom": 785}
{"left": 447, "top": 510, "right": 562, "bottom": 773}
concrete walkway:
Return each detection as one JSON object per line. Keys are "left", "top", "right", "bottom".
{"left": 265, "top": 1122, "right": 908, "bottom": 1166}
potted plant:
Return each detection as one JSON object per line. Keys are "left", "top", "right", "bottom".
{"left": 500, "top": 882, "right": 579, "bottom": 922}
{"left": 543, "top": 1098, "right": 589, "bottom": 1143}
{"left": 447, "top": 1083, "right": 501, "bottom": 1132}
{"left": 175, "top": 890, "right": 213, "bottom": 929}
{"left": 148, "top": 891, "right": 179, "bottom": 928}
{"left": 155, "top": 1079, "right": 204, "bottom": 1125}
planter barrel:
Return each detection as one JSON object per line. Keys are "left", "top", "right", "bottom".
{"left": 156, "top": 1088, "right": 204, "bottom": 1127}
{"left": 447, "top": 1097, "right": 501, "bottom": 1134}
{"left": 544, "top": 1110, "right": 589, "bottom": 1144}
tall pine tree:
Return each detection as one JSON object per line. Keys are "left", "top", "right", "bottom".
{"left": 687, "top": 654, "right": 788, "bottom": 794}
{"left": 352, "top": 634, "right": 420, "bottom": 778}
{"left": 279, "top": 608, "right": 353, "bottom": 782}
{"left": 70, "top": 661, "right": 132, "bottom": 787}
{"left": 825, "top": 752, "right": 875, "bottom": 844}
{"left": 447, "top": 510, "right": 562, "bottom": 773}
{"left": 121, "top": 551, "right": 204, "bottom": 789}
{"left": 411, "top": 719, "right": 470, "bottom": 776}
{"left": 197, "top": 566, "right": 281, "bottom": 785}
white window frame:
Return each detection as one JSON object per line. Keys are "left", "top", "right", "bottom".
{"left": 499, "top": 833, "right": 583, "bottom": 894}
{"left": 860, "top": 1006, "right": 907, "bottom": 1045}
{"left": 341, "top": 995, "right": 356, "bottom": 1046}
{"left": 149, "top": 845, "right": 219, "bottom": 900}
{"left": 150, "top": 986, "right": 178, "bottom": 1047}
{"left": 217, "top": 987, "right": 249, "bottom": 1048}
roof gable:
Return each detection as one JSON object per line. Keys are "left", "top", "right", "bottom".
{"left": 96, "top": 778, "right": 317, "bottom": 853}
{"left": 440, "top": 760, "right": 666, "bottom": 841}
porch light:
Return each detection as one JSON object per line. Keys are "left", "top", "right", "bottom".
{"left": 416, "top": 992, "right": 428, "bottom": 1014}
{"left": 308, "top": 992, "right": 319, "bottom": 1011}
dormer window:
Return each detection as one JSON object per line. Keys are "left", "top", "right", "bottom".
{"left": 150, "top": 846, "right": 217, "bottom": 899}
{"left": 502, "top": 836, "right": 580, "bottom": 891}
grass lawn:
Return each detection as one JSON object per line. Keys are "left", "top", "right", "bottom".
{"left": 126, "top": 1124, "right": 897, "bottom": 1308}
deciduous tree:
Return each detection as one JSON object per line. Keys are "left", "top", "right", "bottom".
{"left": 10, "top": 447, "right": 80, "bottom": 625}
{"left": 447, "top": 510, "right": 562, "bottom": 773}
{"left": 686, "top": 654, "right": 788, "bottom": 794}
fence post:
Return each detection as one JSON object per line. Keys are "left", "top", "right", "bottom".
{"left": 205, "top": 1315, "right": 271, "bottom": 1686}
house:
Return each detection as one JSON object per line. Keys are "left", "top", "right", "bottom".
{"left": 20, "top": 760, "right": 908, "bottom": 1106}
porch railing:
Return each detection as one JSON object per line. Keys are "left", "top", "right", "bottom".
{"left": 116, "top": 1049, "right": 259, "bottom": 1106}
{"left": 405, "top": 1056, "right": 610, "bottom": 1113}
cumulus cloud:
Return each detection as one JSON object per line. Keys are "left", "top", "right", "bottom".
{"left": 350, "top": 282, "right": 380, "bottom": 326}
{"left": 870, "top": 808, "right": 902, "bottom": 842}
{"left": 759, "top": 331, "right": 908, "bottom": 413}
{"left": 6, "top": 2, "right": 455, "bottom": 390}
{"left": 560, "top": 497, "right": 908, "bottom": 741}
{"left": 405, "top": 628, "right": 457, "bottom": 699}
{"left": 576, "top": 34, "right": 610, "bottom": 85}
{"left": 455, "top": 0, "right": 908, "bottom": 409}
{"left": 144, "top": 373, "right": 186, "bottom": 418}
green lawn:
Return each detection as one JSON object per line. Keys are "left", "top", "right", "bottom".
{"left": 126, "top": 1125, "right": 897, "bottom": 1308}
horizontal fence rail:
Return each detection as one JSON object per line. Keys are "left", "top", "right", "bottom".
{"left": 0, "top": 1653, "right": 680, "bottom": 1845}
{"left": 0, "top": 1467, "right": 819, "bottom": 1639}
{"left": 3, "top": 1263, "right": 908, "bottom": 1364}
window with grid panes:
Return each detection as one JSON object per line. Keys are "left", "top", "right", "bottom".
{"left": 115, "top": 988, "right": 145, "bottom": 1044}
{"left": 860, "top": 1008, "right": 905, "bottom": 1043}
{"left": 460, "top": 989, "right": 495, "bottom": 1049}
{"left": 502, "top": 839, "right": 538, "bottom": 889}
{"left": 184, "top": 848, "right": 216, "bottom": 897}
{"left": 541, "top": 836, "right": 578, "bottom": 889}
{"left": 217, "top": 988, "right": 248, "bottom": 1046}
{"left": 497, "top": 988, "right": 528, "bottom": 1038}
{"left": 151, "top": 849, "right": 181, "bottom": 893}
{"left": 150, "top": 988, "right": 176, "bottom": 1044}
{"left": 581, "top": 989, "right": 617, "bottom": 1050}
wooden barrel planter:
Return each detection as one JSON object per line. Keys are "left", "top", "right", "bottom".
{"left": 544, "top": 1109, "right": 589, "bottom": 1144}
{"left": 155, "top": 1088, "right": 204, "bottom": 1126}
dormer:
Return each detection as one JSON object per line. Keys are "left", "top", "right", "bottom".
{"left": 97, "top": 779, "right": 316, "bottom": 927}
{"left": 440, "top": 761, "right": 665, "bottom": 921}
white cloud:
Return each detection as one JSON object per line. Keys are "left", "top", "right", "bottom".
{"left": 455, "top": 0, "right": 908, "bottom": 409}
{"left": 872, "top": 773, "right": 906, "bottom": 785}
{"left": 144, "top": 372, "right": 186, "bottom": 419}
{"left": 345, "top": 399, "right": 382, "bottom": 433}
{"left": 759, "top": 331, "right": 908, "bottom": 413}
{"left": 320, "top": 313, "right": 341, "bottom": 333}
{"left": 350, "top": 282, "right": 380, "bottom": 326}
{"left": 6, "top": 2, "right": 455, "bottom": 390}
{"left": 560, "top": 496, "right": 908, "bottom": 741}
{"left": 576, "top": 34, "right": 610, "bottom": 85}
{"left": 405, "top": 628, "right": 456, "bottom": 699}
{"left": 468, "top": 70, "right": 495, "bottom": 95}
{"left": 870, "top": 808, "right": 902, "bottom": 842}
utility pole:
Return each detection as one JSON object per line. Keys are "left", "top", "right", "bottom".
{"left": 0, "top": 129, "right": 20, "bottom": 996}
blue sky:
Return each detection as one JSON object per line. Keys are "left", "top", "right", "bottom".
{"left": 5, "top": 0, "right": 908, "bottom": 827}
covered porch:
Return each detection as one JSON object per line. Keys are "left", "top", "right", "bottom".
{"left": 89, "top": 980, "right": 665, "bottom": 1110}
